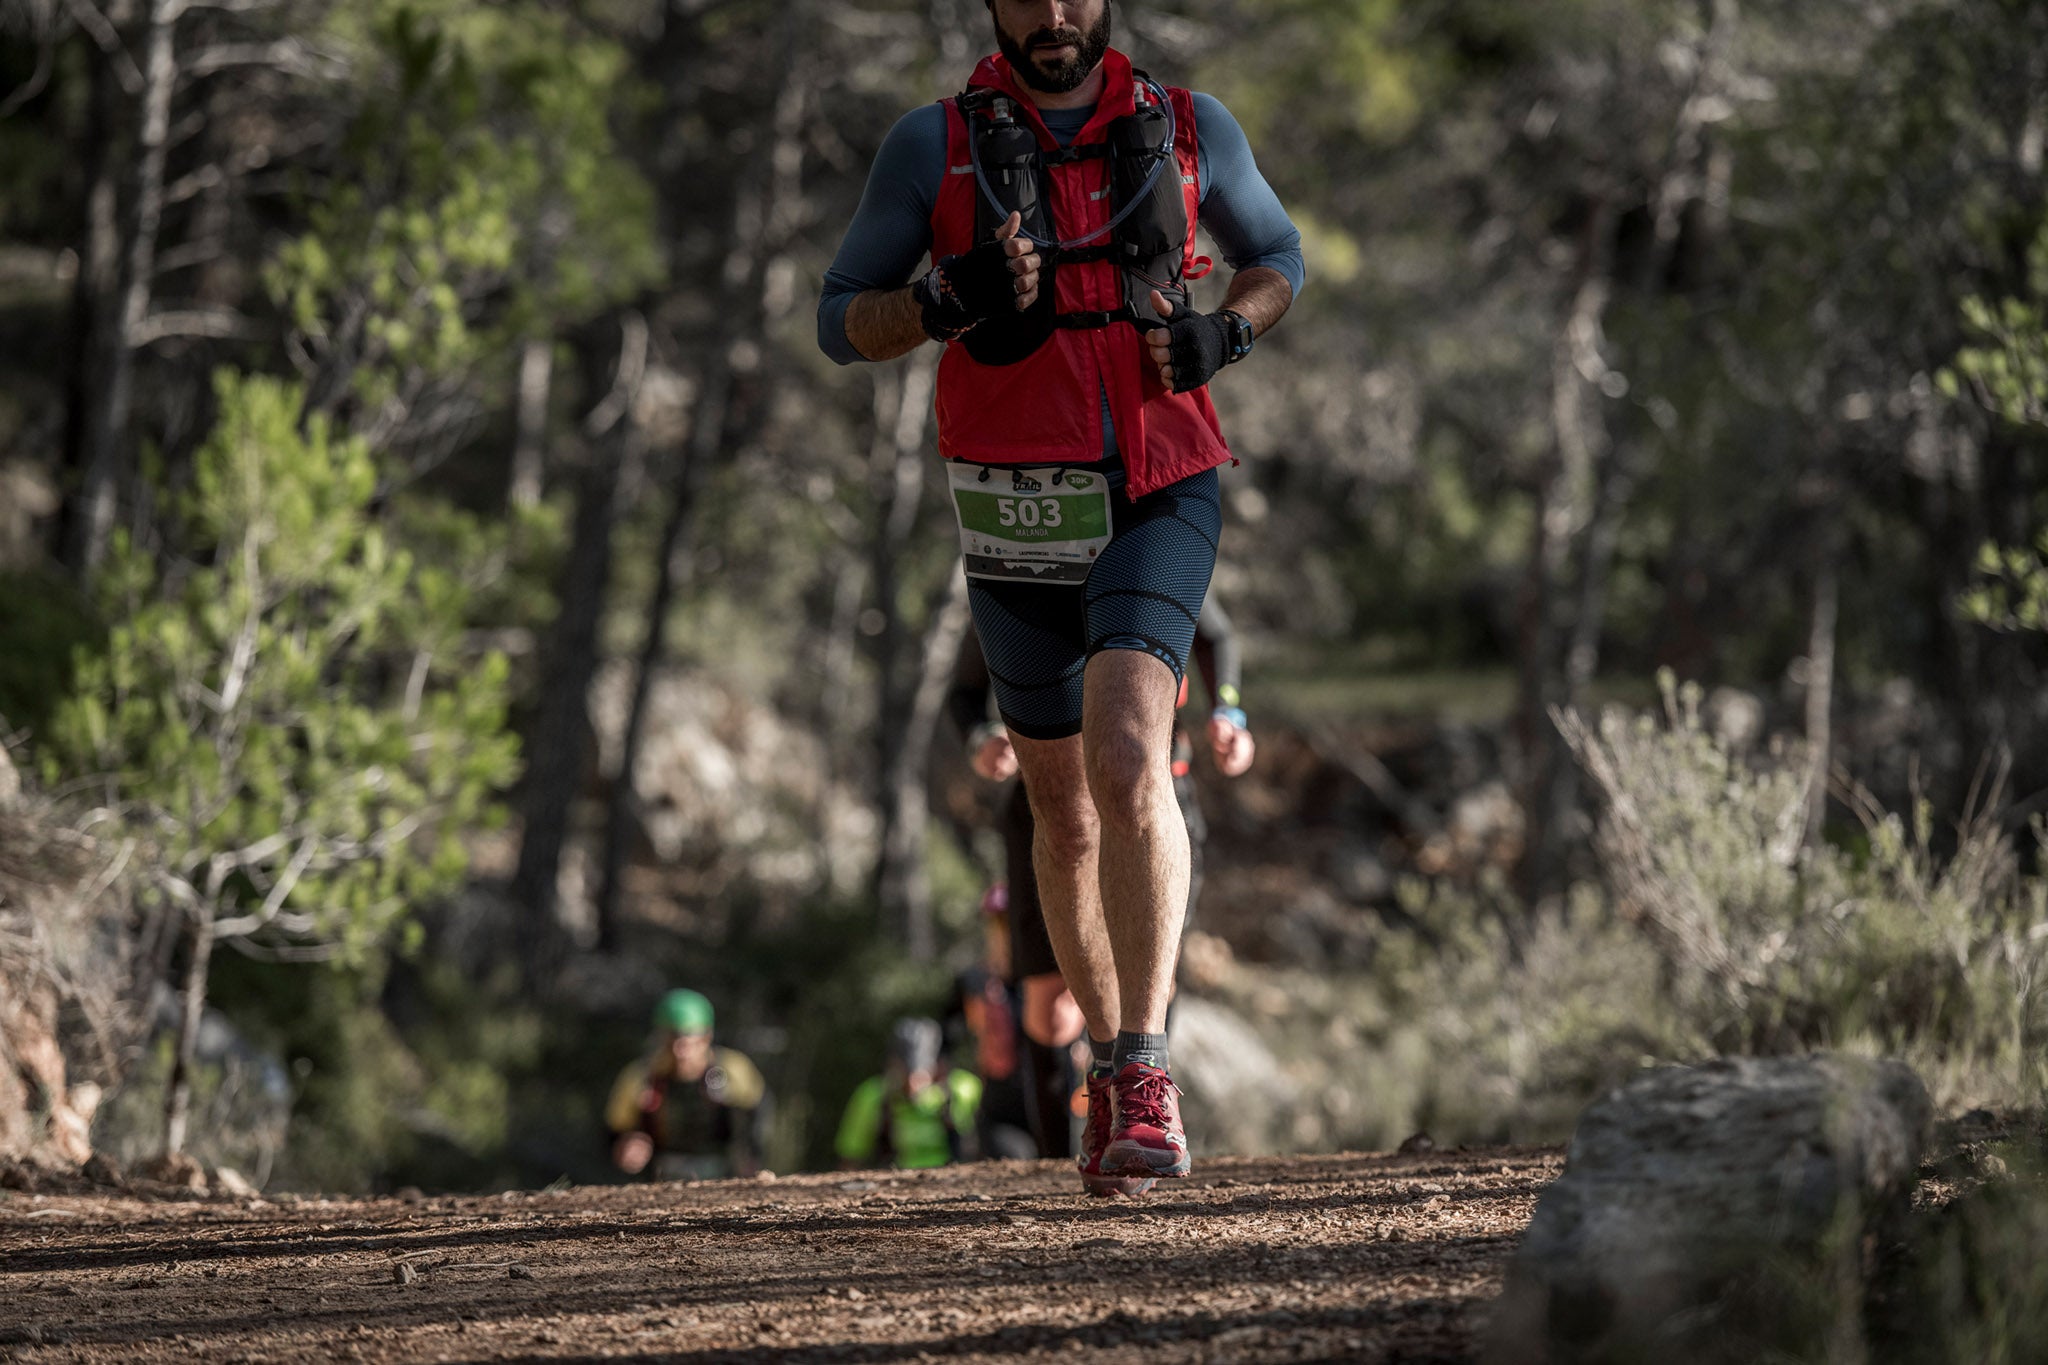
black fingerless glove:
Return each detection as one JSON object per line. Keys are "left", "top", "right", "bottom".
{"left": 916, "top": 240, "right": 1021, "bottom": 342}
{"left": 1155, "top": 308, "right": 1243, "bottom": 394}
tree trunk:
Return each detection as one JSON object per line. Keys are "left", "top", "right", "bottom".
{"left": 1544, "top": 399, "right": 1637, "bottom": 847}
{"left": 68, "top": 0, "right": 175, "bottom": 574}
{"left": 60, "top": 12, "right": 130, "bottom": 569}
{"left": 590, "top": 4, "right": 809, "bottom": 947}
{"left": 509, "top": 336, "right": 553, "bottom": 510}
{"left": 162, "top": 903, "right": 214, "bottom": 1158}
{"left": 1803, "top": 538, "right": 1839, "bottom": 847}
{"left": 819, "top": 560, "right": 869, "bottom": 784}
{"left": 1518, "top": 2, "right": 1737, "bottom": 902}
{"left": 592, "top": 356, "right": 730, "bottom": 952}
{"left": 510, "top": 314, "right": 648, "bottom": 972}
{"left": 866, "top": 351, "right": 938, "bottom": 938}
{"left": 1516, "top": 214, "right": 1613, "bottom": 907}
{"left": 876, "top": 568, "right": 972, "bottom": 958}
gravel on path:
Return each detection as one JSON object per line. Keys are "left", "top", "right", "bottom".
{"left": 0, "top": 1148, "right": 1560, "bottom": 1364}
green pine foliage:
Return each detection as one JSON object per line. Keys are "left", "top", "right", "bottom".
{"left": 1946, "top": 226, "right": 2048, "bottom": 433}
{"left": 1961, "top": 533, "right": 2048, "bottom": 638}
{"left": 44, "top": 370, "right": 518, "bottom": 964}
{"left": 266, "top": 1, "right": 660, "bottom": 425}
{"left": 1950, "top": 225, "right": 2048, "bottom": 637}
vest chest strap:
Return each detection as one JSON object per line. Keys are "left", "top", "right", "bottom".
{"left": 1040, "top": 142, "right": 1113, "bottom": 166}
{"left": 1050, "top": 242, "right": 1118, "bottom": 265}
{"left": 1055, "top": 307, "right": 1141, "bottom": 331}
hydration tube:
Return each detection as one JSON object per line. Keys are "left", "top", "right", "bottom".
{"left": 967, "top": 76, "right": 1177, "bottom": 254}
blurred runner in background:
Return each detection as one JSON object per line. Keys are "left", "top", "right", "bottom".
{"left": 606, "top": 989, "right": 771, "bottom": 1181}
{"left": 835, "top": 1017, "right": 984, "bottom": 1170}
{"left": 946, "top": 883, "right": 1038, "bottom": 1159}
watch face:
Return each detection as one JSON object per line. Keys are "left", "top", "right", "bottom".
{"left": 1228, "top": 313, "right": 1252, "bottom": 356}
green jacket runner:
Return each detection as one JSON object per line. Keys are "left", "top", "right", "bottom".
{"left": 834, "top": 1070, "right": 983, "bottom": 1169}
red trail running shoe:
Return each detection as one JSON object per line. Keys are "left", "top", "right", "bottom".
{"left": 1102, "top": 1062, "right": 1190, "bottom": 1178}
{"left": 1078, "top": 1069, "right": 1155, "bottom": 1197}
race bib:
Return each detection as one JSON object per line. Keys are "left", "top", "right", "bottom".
{"left": 948, "top": 464, "right": 1113, "bottom": 585}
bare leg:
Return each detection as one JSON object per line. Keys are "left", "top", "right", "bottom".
{"left": 1008, "top": 732, "right": 1119, "bottom": 1043}
{"left": 1082, "top": 650, "right": 1188, "bottom": 1035}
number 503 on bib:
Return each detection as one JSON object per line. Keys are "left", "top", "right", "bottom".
{"left": 947, "top": 464, "right": 1114, "bottom": 585}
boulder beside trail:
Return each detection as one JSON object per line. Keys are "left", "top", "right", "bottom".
{"left": 1171, "top": 995, "right": 1302, "bottom": 1155}
{"left": 1486, "top": 1054, "right": 1930, "bottom": 1364}
{"left": 0, "top": 806, "right": 136, "bottom": 1167}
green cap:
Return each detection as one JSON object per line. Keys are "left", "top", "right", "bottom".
{"left": 653, "top": 989, "right": 714, "bottom": 1035}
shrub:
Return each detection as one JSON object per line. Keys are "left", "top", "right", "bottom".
{"left": 42, "top": 370, "right": 519, "bottom": 1157}
{"left": 1559, "top": 674, "right": 2048, "bottom": 1110}
{"left": 1292, "top": 674, "right": 2048, "bottom": 1152}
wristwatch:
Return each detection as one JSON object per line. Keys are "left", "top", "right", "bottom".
{"left": 1218, "top": 309, "right": 1254, "bottom": 364}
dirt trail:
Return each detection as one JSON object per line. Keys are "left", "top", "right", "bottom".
{"left": 0, "top": 1148, "right": 1559, "bottom": 1364}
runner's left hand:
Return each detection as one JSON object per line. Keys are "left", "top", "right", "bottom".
{"left": 971, "top": 729, "right": 1018, "bottom": 782}
{"left": 1144, "top": 289, "right": 1236, "bottom": 394}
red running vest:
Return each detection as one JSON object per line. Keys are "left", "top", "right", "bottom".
{"left": 929, "top": 49, "right": 1232, "bottom": 500}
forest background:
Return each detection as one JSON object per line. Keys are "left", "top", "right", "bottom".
{"left": 1, "top": 0, "right": 2046, "bottom": 1193}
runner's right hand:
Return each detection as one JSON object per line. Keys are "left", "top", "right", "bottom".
{"left": 613, "top": 1132, "right": 654, "bottom": 1175}
{"left": 1209, "top": 712, "right": 1255, "bottom": 777}
{"left": 916, "top": 212, "right": 1042, "bottom": 340}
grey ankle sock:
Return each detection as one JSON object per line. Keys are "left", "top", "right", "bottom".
{"left": 1112, "top": 1030, "right": 1168, "bottom": 1073}
{"left": 1089, "top": 1036, "right": 1114, "bottom": 1077}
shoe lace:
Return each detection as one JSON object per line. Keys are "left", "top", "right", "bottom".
{"left": 1082, "top": 1076, "right": 1115, "bottom": 1147}
{"left": 1119, "top": 1070, "right": 1175, "bottom": 1128}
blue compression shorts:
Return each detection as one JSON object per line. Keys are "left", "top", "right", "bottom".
{"left": 967, "top": 465, "right": 1221, "bottom": 741}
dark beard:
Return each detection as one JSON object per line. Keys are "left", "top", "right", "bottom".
{"left": 995, "top": 6, "right": 1112, "bottom": 94}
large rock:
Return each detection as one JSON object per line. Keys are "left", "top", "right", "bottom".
{"left": 1487, "top": 1054, "right": 1930, "bottom": 1364}
{"left": 0, "top": 807, "right": 138, "bottom": 1166}
{"left": 1171, "top": 995, "right": 1302, "bottom": 1155}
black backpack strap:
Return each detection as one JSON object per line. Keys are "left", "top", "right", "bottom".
{"left": 875, "top": 1091, "right": 895, "bottom": 1167}
{"left": 1055, "top": 308, "right": 1141, "bottom": 330}
{"left": 939, "top": 1072, "right": 963, "bottom": 1164}
{"left": 1051, "top": 243, "right": 1118, "bottom": 265}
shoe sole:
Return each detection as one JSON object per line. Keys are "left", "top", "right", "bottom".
{"left": 1081, "top": 1173, "right": 1157, "bottom": 1198}
{"left": 1102, "top": 1139, "right": 1191, "bottom": 1178}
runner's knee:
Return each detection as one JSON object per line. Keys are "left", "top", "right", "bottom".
{"left": 1029, "top": 786, "right": 1097, "bottom": 862}
{"left": 1086, "top": 727, "right": 1170, "bottom": 830}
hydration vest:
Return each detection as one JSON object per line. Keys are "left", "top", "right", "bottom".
{"left": 929, "top": 50, "right": 1232, "bottom": 498}
{"left": 955, "top": 80, "right": 1202, "bottom": 365}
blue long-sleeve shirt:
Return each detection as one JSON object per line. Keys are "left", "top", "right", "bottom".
{"left": 818, "top": 92, "right": 1305, "bottom": 368}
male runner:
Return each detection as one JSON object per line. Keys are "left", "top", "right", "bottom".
{"left": 819, "top": 0, "right": 1302, "bottom": 1188}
